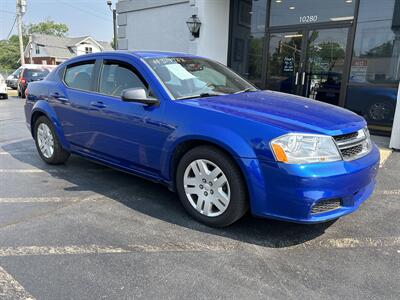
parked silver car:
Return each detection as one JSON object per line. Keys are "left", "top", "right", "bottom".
{"left": 6, "top": 69, "right": 21, "bottom": 89}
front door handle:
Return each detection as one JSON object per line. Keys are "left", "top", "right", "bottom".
{"left": 301, "top": 72, "right": 306, "bottom": 85}
{"left": 90, "top": 101, "right": 107, "bottom": 109}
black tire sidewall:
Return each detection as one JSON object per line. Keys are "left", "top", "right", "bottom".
{"left": 176, "top": 146, "right": 248, "bottom": 227}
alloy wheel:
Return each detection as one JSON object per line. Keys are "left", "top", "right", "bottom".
{"left": 37, "top": 123, "right": 54, "bottom": 159}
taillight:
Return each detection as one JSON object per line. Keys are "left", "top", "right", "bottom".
{"left": 25, "top": 88, "right": 29, "bottom": 98}
{"left": 21, "top": 78, "right": 26, "bottom": 84}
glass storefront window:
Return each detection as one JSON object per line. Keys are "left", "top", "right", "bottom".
{"left": 349, "top": 0, "right": 400, "bottom": 85}
{"left": 231, "top": 33, "right": 265, "bottom": 87}
{"left": 346, "top": 0, "right": 399, "bottom": 134}
{"left": 266, "top": 32, "right": 303, "bottom": 94}
{"left": 345, "top": 85, "right": 397, "bottom": 134}
{"left": 229, "top": 0, "right": 267, "bottom": 87}
{"left": 270, "top": 0, "right": 355, "bottom": 27}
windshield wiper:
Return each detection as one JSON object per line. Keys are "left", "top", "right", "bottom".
{"left": 178, "top": 93, "right": 223, "bottom": 100}
{"left": 234, "top": 87, "right": 257, "bottom": 94}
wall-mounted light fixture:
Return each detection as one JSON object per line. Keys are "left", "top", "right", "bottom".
{"left": 186, "top": 15, "right": 201, "bottom": 38}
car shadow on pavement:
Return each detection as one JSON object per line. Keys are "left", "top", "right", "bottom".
{"left": 4, "top": 139, "right": 336, "bottom": 248}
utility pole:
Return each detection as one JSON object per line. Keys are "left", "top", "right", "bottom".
{"left": 107, "top": 1, "right": 117, "bottom": 50}
{"left": 28, "top": 34, "right": 33, "bottom": 64}
{"left": 16, "top": 0, "right": 27, "bottom": 65}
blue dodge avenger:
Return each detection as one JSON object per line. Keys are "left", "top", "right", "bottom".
{"left": 24, "top": 51, "right": 380, "bottom": 227}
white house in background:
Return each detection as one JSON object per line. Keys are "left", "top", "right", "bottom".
{"left": 24, "top": 34, "right": 113, "bottom": 65}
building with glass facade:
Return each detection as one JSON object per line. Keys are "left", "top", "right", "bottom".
{"left": 117, "top": 0, "right": 399, "bottom": 139}
{"left": 229, "top": 0, "right": 400, "bottom": 136}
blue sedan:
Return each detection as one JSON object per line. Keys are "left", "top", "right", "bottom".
{"left": 24, "top": 51, "right": 380, "bottom": 227}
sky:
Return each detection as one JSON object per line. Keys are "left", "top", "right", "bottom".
{"left": 0, "top": 0, "right": 114, "bottom": 42}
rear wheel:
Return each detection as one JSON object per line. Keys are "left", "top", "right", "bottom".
{"left": 176, "top": 146, "right": 248, "bottom": 227}
{"left": 34, "top": 116, "right": 70, "bottom": 164}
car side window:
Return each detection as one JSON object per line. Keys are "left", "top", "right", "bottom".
{"left": 64, "top": 61, "right": 95, "bottom": 91}
{"left": 99, "top": 60, "right": 148, "bottom": 98}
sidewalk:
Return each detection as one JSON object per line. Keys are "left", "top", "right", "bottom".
{"left": 371, "top": 135, "right": 393, "bottom": 167}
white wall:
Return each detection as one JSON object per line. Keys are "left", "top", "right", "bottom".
{"left": 32, "top": 44, "right": 46, "bottom": 57}
{"left": 193, "top": 0, "right": 230, "bottom": 64}
{"left": 117, "top": 1, "right": 191, "bottom": 52}
{"left": 116, "top": 0, "right": 230, "bottom": 64}
{"left": 75, "top": 39, "right": 102, "bottom": 55}
{"left": 75, "top": 44, "right": 101, "bottom": 55}
{"left": 390, "top": 83, "right": 400, "bottom": 149}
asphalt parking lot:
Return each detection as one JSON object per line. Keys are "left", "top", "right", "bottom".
{"left": 0, "top": 96, "right": 399, "bottom": 300}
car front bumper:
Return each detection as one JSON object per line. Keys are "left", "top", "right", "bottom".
{"left": 244, "top": 144, "right": 380, "bottom": 223}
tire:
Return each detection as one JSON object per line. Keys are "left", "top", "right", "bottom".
{"left": 21, "top": 88, "right": 26, "bottom": 98}
{"left": 176, "top": 145, "right": 248, "bottom": 227}
{"left": 34, "top": 116, "right": 70, "bottom": 164}
{"left": 367, "top": 102, "right": 395, "bottom": 122}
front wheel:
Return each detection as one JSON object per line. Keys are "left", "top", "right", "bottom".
{"left": 34, "top": 116, "right": 70, "bottom": 164}
{"left": 176, "top": 146, "right": 248, "bottom": 227}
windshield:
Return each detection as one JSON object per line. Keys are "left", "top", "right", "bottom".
{"left": 145, "top": 57, "right": 257, "bottom": 99}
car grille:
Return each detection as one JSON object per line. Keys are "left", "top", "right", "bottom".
{"left": 311, "top": 199, "right": 341, "bottom": 214}
{"left": 334, "top": 132, "right": 358, "bottom": 142}
{"left": 340, "top": 144, "right": 363, "bottom": 159}
{"left": 333, "top": 129, "right": 371, "bottom": 161}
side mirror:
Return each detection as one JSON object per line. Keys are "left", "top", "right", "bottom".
{"left": 121, "top": 88, "right": 159, "bottom": 106}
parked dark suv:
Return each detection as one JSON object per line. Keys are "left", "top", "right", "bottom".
{"left": 18, "top": 68, "right": 50, "bottom": 98}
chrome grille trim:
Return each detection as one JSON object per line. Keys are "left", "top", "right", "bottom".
{"left": 333, "top": 128, "right": 371, "bottom": 161}
{"left": 311, "top": 199, "right": 341, "bottom": 214}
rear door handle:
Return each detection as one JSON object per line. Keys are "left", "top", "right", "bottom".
{"left": 90, "top": 101, "right": 107, "bottom": 109}
{"left": 50, "top": 92, "right": 68, "bottom": 102}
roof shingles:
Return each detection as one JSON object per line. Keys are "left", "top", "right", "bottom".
{"left": 28, "top": 34, "right": 112, "bottom": 59}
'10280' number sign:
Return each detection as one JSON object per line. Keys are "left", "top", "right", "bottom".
{"left": 299, "top": 15, "right": 318, "bottom": 23}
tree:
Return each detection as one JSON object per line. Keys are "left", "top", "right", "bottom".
{"left": 25, "top": 20, "right": 69, "bottom": 37}
{"left": 0, "top": 40, "right": 20, "bottom": 71}
{"left": 0, "top": 20, "right": 69, "bottom": 73}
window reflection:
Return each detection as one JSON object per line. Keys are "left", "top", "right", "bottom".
{"left": 266, "top": 32, "right": 303, "bottom": 94}
{"left": 270, "top": 0, "right": 355, "bottom": 26}
{"left": 346, "top": 0, "right": 399, "bottom": 134}
{"left": 229, "top": 0, "right": 267, "bottom": 87}
{"left": 305, "top": 28, "right": 348, "bottom": 106}
{"left": 350, "top": 0, "right": 400, "bottom": 85}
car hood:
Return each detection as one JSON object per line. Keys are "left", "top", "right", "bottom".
{"left": 177, "top": 90, "right": 366, "bottom": 135}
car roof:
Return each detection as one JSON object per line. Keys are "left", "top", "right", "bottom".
{"left": 129, "top": 51, "right": 202, "bottom": 59}
{"left": 69, "top": 50, "right": 203, "bottom": 61}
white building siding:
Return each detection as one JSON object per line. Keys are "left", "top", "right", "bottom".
{"left": 75, "top": 43, "right": 102, "bottom": 55}
{"left": 116, "top": 0, "right": 230, "bottom": 64}
{"left": 122, "top": 2, "right": 190, "bottom": 52}
{"left": 194, "top": 0, "right": 230, "bottom": 64}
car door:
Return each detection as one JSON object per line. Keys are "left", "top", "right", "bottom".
{"left": 50, "top": 59, "right": 98, "bottom": 149}
{"left": 84, "top": 58, "right": 173, "bottom": 175}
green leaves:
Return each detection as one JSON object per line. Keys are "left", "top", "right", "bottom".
{"left": 26, "top": 20, "right": 69, "bottom": 37}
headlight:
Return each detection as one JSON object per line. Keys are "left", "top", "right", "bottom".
{"left": 270, "top": 133, "right": 342, "bottom": 164}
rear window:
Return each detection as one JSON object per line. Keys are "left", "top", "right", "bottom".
{"left": 24, "top": 69, "right": 49, "bottom": 80}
